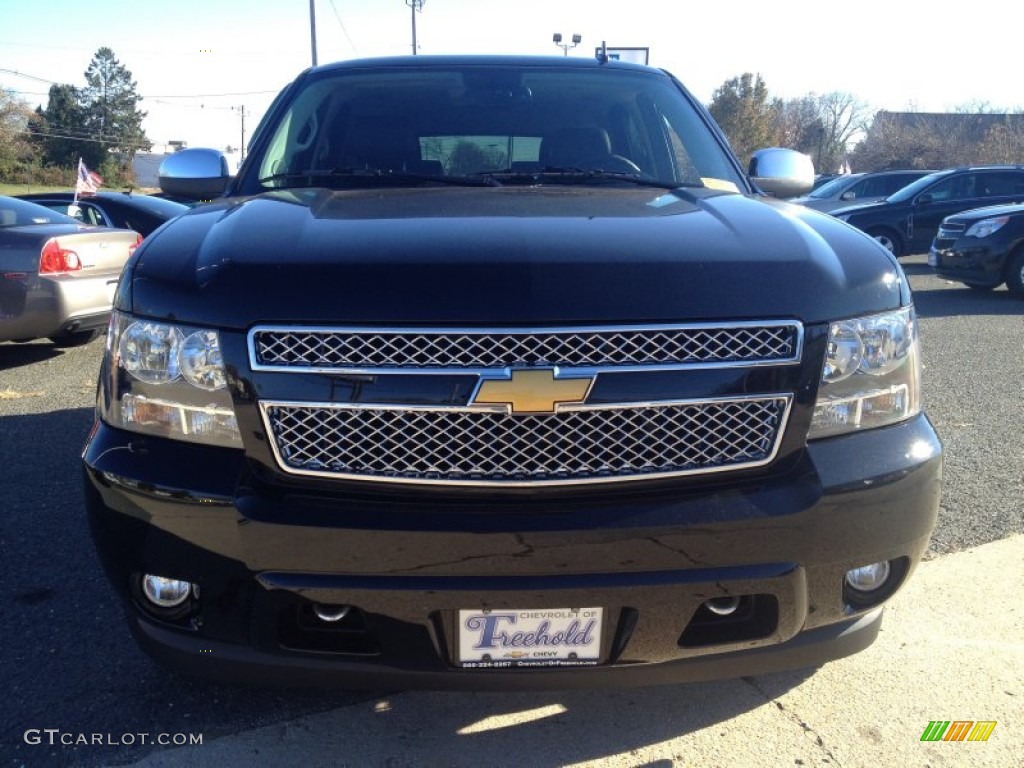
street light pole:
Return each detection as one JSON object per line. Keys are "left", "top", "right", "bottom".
{"left": 406, "top": 0, "right": 425, "bottom": 55}
{"left": 552, "top": 33, "right": 582, "bottom": 56}
{"left": 309, "top": 0, "right": 318, "bottom": 66}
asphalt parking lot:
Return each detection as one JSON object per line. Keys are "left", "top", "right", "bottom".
{"left": 1, "top": 253, "right": 1021, "bottom": 767}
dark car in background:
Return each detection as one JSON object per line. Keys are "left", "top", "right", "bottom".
{"left": 17, "top": 191, "right": 189, "bottom": 238}
{"left": 928, "top": 202, "right": 1024, "bottom": 297}
{"left": 1, "top": 196, "right": 141, "bottom": 346}
{"left": 832, "top": 166, "right": 1024, "bottom": 256}
{"left": 790, "top": 170, "right": 933, "bottom": 213}
{"left": 83, "top": 55, "right": 941, "bottom": 690}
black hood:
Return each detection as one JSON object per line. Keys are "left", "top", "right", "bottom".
{"left": 127, "top": 186, "right": 905, "bottom": 329}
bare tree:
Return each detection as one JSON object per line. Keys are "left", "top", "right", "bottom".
{"left": 815, "top": 91, "right": 872, "bottom": 172}
{"left": 0, "top": 88, "right": 38, "bottom": 180}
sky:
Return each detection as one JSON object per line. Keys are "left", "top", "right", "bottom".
{"left": 2, "top": 0, "right": 1021, "bottom": 153}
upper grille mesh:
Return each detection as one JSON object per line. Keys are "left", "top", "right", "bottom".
{"left": 252, "top": 325, "right": 800, "bottom": 370}
{"left": 263, "top": 397, "right": 790, "bottom": 486}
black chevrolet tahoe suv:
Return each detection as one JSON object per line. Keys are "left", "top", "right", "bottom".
{"left": 83, "top": 55, "right": 942, "bottom": 689}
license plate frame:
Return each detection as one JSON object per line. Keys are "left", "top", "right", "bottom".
{"left": 457, "top": 607, "right": 603, "bottom": 668}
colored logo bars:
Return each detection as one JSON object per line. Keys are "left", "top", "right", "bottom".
{"left": 920, "top": 721, "right": 997, "bottom": 742}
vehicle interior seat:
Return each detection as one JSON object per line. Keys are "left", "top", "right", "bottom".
{"left": 336, "top": 118, "right": 422, "bottom": 173}
{"left": 540, "top": 127, "right": 615, "bottom": 169}
{"left": 539, "top": 126, "right": 642, "bottom": 174}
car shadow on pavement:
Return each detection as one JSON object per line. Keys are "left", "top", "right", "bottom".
{"left": 0, "top": 341, "right": 64, "bottom": 371}
{"left": 0, "top": 407, "right": 372, "bottom": 768}
{"left": 912, "top": 286, "right": 1022, "bottom": 318}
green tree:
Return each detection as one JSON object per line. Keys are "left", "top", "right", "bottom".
{"left": 707, "top": 73, "right": 777, "bottom": 167}
{"left": 79, "top": 47, "right": 151, "bottom": 167}
{"left": 37, "top": 83, "right": 90, "bottom": 168}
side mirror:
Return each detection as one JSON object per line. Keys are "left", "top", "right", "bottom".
{"left": 840, "top": 190, "right": 856, "bottom": 201}
{"left": 748, "top": 148, "right": 814, "bottom": 198}
{"left": 158, "top": 148, "right": 230, "bottom": 201}
{"left": 916, "top": 193, "right": 933, "bottom": 205}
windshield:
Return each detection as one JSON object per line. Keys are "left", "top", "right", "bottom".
{"left": 252, "top": 63, "right": 744, "bottom": 193}
{"left": 0, "top": 197, "right": 79, "bottom": 227}
{"left": 808, "top": 175, "right": 860, "bottom": 199}
{"left": 886, "top": 170, "right": 950, "bottom": 203}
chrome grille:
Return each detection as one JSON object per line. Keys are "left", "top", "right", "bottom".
{"left": 251, "top": 323, "right": 801, "bottom": 371}
{"left": 935, "top": 222, "right": 966, "bottom": 248}
{"left": 261, "top": 396, "right": 791, "bottom": 486}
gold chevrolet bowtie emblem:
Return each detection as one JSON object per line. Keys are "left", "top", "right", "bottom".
{"left": 472, "top": 369, "right": 593, "bottom": 415}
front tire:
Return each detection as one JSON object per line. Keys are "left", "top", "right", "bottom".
{"left": 867, "top": 228, "right": 903, "bottom": 257}
{"left": 1005, "top": 247, "right": 1024, "bottom": 298}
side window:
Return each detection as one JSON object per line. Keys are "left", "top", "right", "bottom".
{"left": 926, "top": 174, "right": 979, "bottom": 201}
{"left": 881, "top": 176, "right": 909, "bottom": 195}
{"left": 978, "top": 171, "right": 1021, "bottom": 197}
{"left": 1011, "top": 172, "right": 1024, "bottom": 196}
{"left": 922, "top": 177, "right": 956, "bottom": 202}
{"left": 847, "top": 180, "right": 868, "bottom": 198}
{"left": 855, "top": 178, "right": 891, "bottom": 198}
{"left": 79, "top": 204, "right": 106, "bottom": 226}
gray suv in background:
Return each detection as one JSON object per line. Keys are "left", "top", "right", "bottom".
{"left": 790, "top": 169, "right": 933, "bottom": 213}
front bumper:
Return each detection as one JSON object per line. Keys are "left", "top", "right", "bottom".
{"left": 83, "top": 414, "right": 941, "bottom": 689}
{"left": 929, "top": 241, "right": 1010, "bottom": 287}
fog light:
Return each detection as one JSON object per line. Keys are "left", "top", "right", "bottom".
{"left": 313, "top": 604, "right": 351, "bottom": 622}
{"left": 141, "top": 574, "right": 193, "bottom": 608}
{"left": 845, "top": 561, "right": 891, "bottom": 593}
{"left": 704, "top": 596, "right": 741, "bottom": 616}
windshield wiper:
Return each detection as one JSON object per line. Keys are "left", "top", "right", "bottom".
{"left": 258, "top": 168, "right": 501, "bottom": 187}
{"left": 475, "top": 168, "right": 700, "bottom": 190}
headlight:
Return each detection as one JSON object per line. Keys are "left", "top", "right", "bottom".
{"left": 964, "top": 216, "right": 1008, "bottom": 238}
{"left": 100, "top": 311, "right": 242, "bottom": 448}
{"left": 809, "top": 307, "right": 920, "bottom": 439}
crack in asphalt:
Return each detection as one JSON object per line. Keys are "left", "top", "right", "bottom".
{"left": 741, "top": 676, "right": 845, "bottom": 767}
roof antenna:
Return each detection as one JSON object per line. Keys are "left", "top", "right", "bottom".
{"left": 597, "top": 40, "right": 609, "bottom": 64}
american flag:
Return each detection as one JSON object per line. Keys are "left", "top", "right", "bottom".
{"left": 75, "top": 158, "right": 103, "bottom": 198}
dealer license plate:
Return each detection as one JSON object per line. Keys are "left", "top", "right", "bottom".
{"left": 457, "top": 607, "right": 603, "bottom": 668}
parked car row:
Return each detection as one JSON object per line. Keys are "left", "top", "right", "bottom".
{"left": 789, "top": 169, "right": 933, "bottom": 213}
{"left": 792, "top": 165, "right": 1024, "bottom": 298}
{"left": 17, "top": 190, "right": 189, "bottom": 238}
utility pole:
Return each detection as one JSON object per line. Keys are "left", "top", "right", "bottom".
{"left": 233, "top": 105, "right": 247, "bottom": 161}
{"left": 309, "top": 0, "right": 318, "bottom": 66}
{"left": 406, "top": 0, "right": 425, "bottom": 55}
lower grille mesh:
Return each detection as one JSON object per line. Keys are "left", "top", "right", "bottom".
{"left": 263, "top": 397, "right": 790, "bottom": 485}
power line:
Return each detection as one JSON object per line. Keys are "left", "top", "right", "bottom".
{"left": 327, "top": 0, "right": 358, "bottom": 55}
{"left": 1, "top": 66, "right": 279, "bottom": 100}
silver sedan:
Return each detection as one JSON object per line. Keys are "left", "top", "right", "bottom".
{"left": 0, "top": 196, "right": 142, "bottom": 346}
